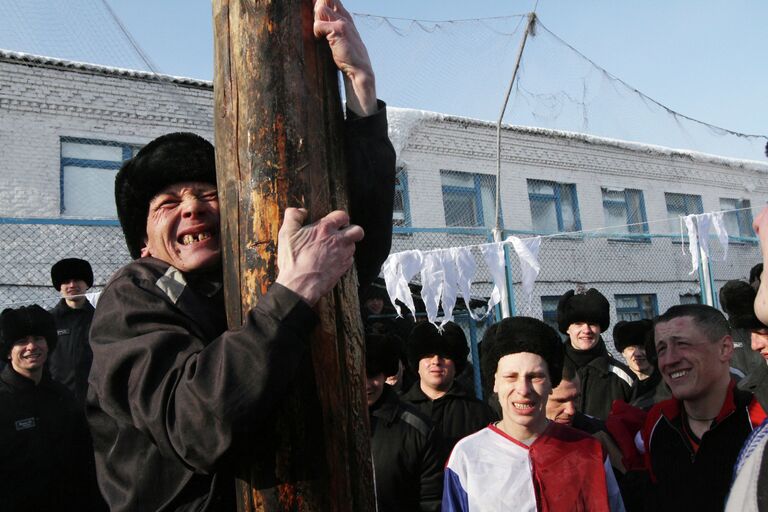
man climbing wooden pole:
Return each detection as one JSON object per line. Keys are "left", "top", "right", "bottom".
{"left": 212, "top": 0, "right": 395, "bottom": 510}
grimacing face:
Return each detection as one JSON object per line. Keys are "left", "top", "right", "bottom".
{"left": 567, "top": 322, "right": 601, "bottom": 350}
{"left": 494, "top": 352, "right": 552, "bottom": 439}
{"left": 141, "top": 181, "right": 221, "bottom": 273}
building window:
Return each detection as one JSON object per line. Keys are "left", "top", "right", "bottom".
{"left": 679, "top": 293, "right": 700, "bottom": 305}
{"left": 441, "top": 170, "right": 497, "bottom": 228}
{"left": 528, "top": 180, "right": 581, "bottom": 234}
{"left": 541, "top": 296, "right": 561, "bottom": 333}
{"left": 61, "top": 138, "right": 140, "bottom": 218}
{"left": 615, "top": 294, "right": 658, "bottom": 322}
{"left": 665, "top": 192, "right": 703, "bottom": 233}
{"left": 602, "top": 188, "right": 648, "bottom": 237}
{"left": 393, "top": 167, "right": 411, "bottom": 227}
{"left": 720, "top": 198, "right": 755, "bottom": 239}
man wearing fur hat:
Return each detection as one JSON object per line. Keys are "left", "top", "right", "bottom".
{"left": 612, "top": 320, "right": 668, "bottom": 410}
{"left": 47, "top": 257, "right": 95, "bottom": 406}
{"left": 87, "top": 1, "right": 396, "bottom": 509}
{"left": 443, "top": 316, "right": 624, "bottom": 511}
{"left": 0, "top": 305, "right": 104, "bottom": 511}
{"left": 366, "top": 333, "right": 442, "bottom": 511}
{"left": 720, "top": 270, "right": 766, "bottom": 377}
{"left": 402, "top": 321, "right": 495, "bottom": 464}
{"left": 558, "top": 288, "right": 635, "bottom": 420}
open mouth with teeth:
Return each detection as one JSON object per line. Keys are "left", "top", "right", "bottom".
{"left": 179, "top": 231, "right": 213, "bottom": 246}
{"left": 511, "top": 401, "right": 537, "bottom": 413}
{"left": 668, "top": 369, "right": 690, "bottom": 380}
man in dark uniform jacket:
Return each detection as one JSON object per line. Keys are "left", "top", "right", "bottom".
{"left": 558, "top": 288, "right": 635, "bottom": 420}
{"left": 366, "top": 333, "right": 442, "bottom": 511}
{"left": 0, "top": 305, "right": 104, "bottom": 512}
{"left": 401, "top": 321, "right": 496, "bottom": 464}
{"left": 86, "top": 3, "right": 396, "bottom": 509}
{"left": 47, "top": 257, "right": 95, "bottom": 406}
{"left": 720, "top": 273, "right": 765, "bottom": 378}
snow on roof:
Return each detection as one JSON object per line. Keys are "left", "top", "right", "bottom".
{"left": 0, "top": 49, "right": 212, "bottom": 88}
{"left": 388, "top": 106, "right": 768, "bottom": 172}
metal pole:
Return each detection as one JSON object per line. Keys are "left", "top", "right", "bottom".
{"left": 493, "top": 12, "right": 536, "bottom": 319}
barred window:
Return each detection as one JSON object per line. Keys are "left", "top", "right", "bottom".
{"left": 615, "top": 294, "right": 658, "bottom": 322}
{"left": 441, "top": 170, "right": 497, "bottom": 228}
{"left": 602, "top": 187, "right": 648, "bottom": 237}
{"left": 528, "top": 180, "right": 580, "bottom": 234}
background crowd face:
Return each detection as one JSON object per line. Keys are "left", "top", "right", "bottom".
{"left": 622, "top": 345, "right": 652, "bottom": 376}
{"left": 750, "top": 329, "right": 768, "bottom": 363}
{"left": 8, "top": 335, "right": 48, "bottom": 378}
{"left": 545, "top": 377, "right": 580, "bottom": 425}
{"left": 655, "top": 316, "right": 732, "bottom": 402}
{"left": 493, "top": 352, "right": 552, "bottom": 438}
{"left": 418, "top": 354, "right": 456, "bottom": 392}
{"left": 59, "top": 278, "right": 88, "bottom": 307}
{"left": 566, "top": 322, "right": 602, "bottom": 350}
{"left": 366, "top": 372, "right": 386, "bottom": 407}
{"left": 142, "top": 181, "right": 222, "bottom": 273}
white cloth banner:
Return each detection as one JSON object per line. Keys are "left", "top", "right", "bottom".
{"left": 420, "top": 252, "right": 445, "bottom": 325}
{"left": 381, "top": 250, "right": 423, "bottom": 318}
{"left": 506, "top": 236, "right": 542, "bottom": 301}
{"left": 479, "top": 242, "right": 507, "bottom": 315}
{"left": 438, "top": 249, "right": 460, "bottom": 327}
{"left": 684, "top": 213, "right": 730, "bottom": 275}
{"left": 453, "top": 247, "right": 483, "bottom": 321}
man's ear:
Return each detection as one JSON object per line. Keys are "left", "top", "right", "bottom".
{"left": 139, "top": 238, "right": 151, "bottom": 258}
{"left": 720, "top": 334, "right": 735, "bottom": 361}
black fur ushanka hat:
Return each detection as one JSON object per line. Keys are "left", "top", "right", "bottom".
{"left": 612, "top": 319, "right": 654, "bottom": 353}
{"left": 480, "top": 316, "right": 564, "bottom": 388}
{"left": 1, "top": 305, "right": 57, "bottom": 358}
{"left": 365, "top": 333, "right": 401, "bottom": 378}
{"left": 51, "top": 258, "right": 93, "bottom": 289}
{"left": 720, "top": 280, "right": 765, "bottom": 330}
{"left": 407, "top": 321, "right": 469, "bottom": 375}
{"left": 115, "top": 132, "right": 216, "bottom": 259}
{"left": 556, "top": 288, "right": 610, "bottom": 334}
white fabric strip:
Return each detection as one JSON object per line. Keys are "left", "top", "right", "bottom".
{"left": 507, "top": 236, "right": 542, "bottom": 301}
{"left": 438, "top": 249, "right": 460, "bottom": 326}
{"left": 381, "top": 250, "right": 423, "bottom": 318}
{"left": 684, "top": 214, "right": 699, "bottom": 275}
{"left": 479, "top": 242, "right": 507, "bottom": 315}
{"left": 420, "top": 252, "right": 444, "bottom": 325}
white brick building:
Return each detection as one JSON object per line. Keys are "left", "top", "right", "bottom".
{"left": 2, "top": 49, "right": 767, "bottom": 333}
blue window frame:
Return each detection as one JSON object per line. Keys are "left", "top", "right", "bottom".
{"left": 665, "top": 192, "right": 703, "bottom": 233}
{"left": 679, "top": 293, "right": 700, "bottom": 305}
{"left": 540, "top": 296, "right": 561, "bottom": 334}
{"left": 602, "top": 188, "right": 648, "bottom": 237}
{"left": 60, "top": 137, "right": 141, "bottom": 218}
{"left": 393, "top": 167, "right": 411, "bottom": 227}
{"left": 441, "top": 170, "right": 497, "bottom": 228}
{"left": 615, "top": 294, "right": 658, "bottom": 322}
{"left": 527, "top": 180, "right": 581, "bottom": 234}
{"left": 720, "top": 198, "right": 755, "bottom": 240}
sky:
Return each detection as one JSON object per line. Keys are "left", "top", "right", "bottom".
{"left": 1, "top": 0, "right": 765, "bottom": 159}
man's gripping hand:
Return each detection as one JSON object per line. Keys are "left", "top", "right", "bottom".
{"left": 313, "top": 0, "right": 377, "bottom": 116}
{"left": 275, "top": 208, "right": 364, "bottom": 306}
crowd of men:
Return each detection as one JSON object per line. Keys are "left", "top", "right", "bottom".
{"left": 1, "top": 1, "right": 768, "bottom": 510}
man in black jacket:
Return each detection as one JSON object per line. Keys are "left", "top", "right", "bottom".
{"left": 0, "top": 305, "right": 104, "bottom": 512}
{"left": 641, "top": 304, "right": 766, "bottom": 511}
{"left": 366, "top": 333, "right": 442, "bottom": 511}
{"left": 558, "top": 288, "right": 635, "bottom": 419}
{"left": 613, "top": 319, "right": 668, "bottom": 410}
{"left": 47, "top": 257, "right": 95, "bottom": 406}
{"left": 401, "top": 321, "right": 496, "bottom": 464}
{"left": 87, "top": 2, "right": 396, "bottom": 509}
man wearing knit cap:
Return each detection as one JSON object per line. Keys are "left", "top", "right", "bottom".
{"left": 443, "top": 316, "right": 624, "bottom": 511}
{"left": 86, "top": 1, "right": 396, "bottom": 509}
{"left": 0, "top": 305, "right": 104, "bottom": 511}
{"left": 48, "top": 257, "right": 95, "bottom": 406}
{"left": 365, "top": 333, "right": 442, "bottom": 511}
{"left": 402, "top": 321, "right": 495, "bottom": 464}
{"left": 613, "top": 319, "right": 667, "bottom": 410}
{"left": 558, "top": 288, "right": 635, "bottom": 420}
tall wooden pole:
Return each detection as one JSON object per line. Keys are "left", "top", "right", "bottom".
{"left": 212, "top": 1, "right": 375, "bottom": 511}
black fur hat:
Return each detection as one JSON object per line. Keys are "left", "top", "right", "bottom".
{"left": 1, "top": 305, "right": 57, "bottom": 358}
{"left": 365, "top": 333, "right": 401, "bottom": 377}
{"left": 407, "top": 321, "right": 468, "bottom": 375}
{"left": 480, "top": 316, "right": 564, "bottom": 388}
{"left": 720, "top": 280, "right": 765, "bottom": 330}
{"left": 750, "top": 263, "right": 763, "bottom": 289}
{"left": 115, "top": 132, "right": 216, "bottom": 259}
{"left": 556, "top": 288, "right": 610, "bottom": 334}
{"left": 612, "top": 319, "right": 654, "bottom": 353}
{"left": 51, "top": 258, "right": 93, "bottom": 289}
